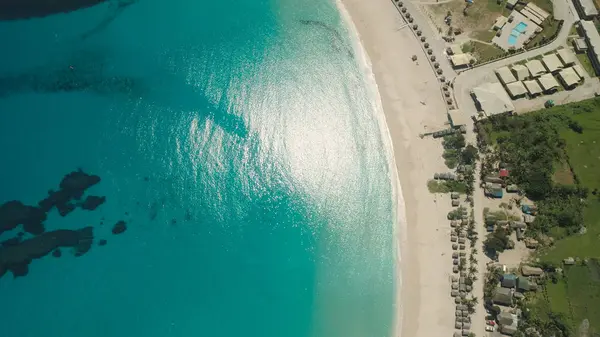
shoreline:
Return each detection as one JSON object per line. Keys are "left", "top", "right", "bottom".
{"left": 337, "top": 0, "right": 456, "bottom": 336}
{"left": 335, "top": 1, "right": 407, "bottom": 335}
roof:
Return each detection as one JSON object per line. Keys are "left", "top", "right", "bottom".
{"left": 507, "top": 0, "right": 518, "bottom": 5}
{"left": 573, "top": 64, "right": 587, "bottom": 78}
{"left": 494, "top": 16, "right": 508, "bottom": 29}
{"left": 498, "top": 312, "right": 514, "bottom": 325}
{"left": 471, "top": 82, "right": 515, "bottom": 116}
{"left": 499, "top": 168, "right": 509, "bottom": 177}
{"left": 496, "top": 66, "right": 517, "bottom": 84}
{"left": 525, "top": 60, "right": 546, "bottom": 77}
{"left": 575, "top": 37, "right": 588, "bottom": 50}
{"left": 493, "top": 287, "right": 513, "bottom": 305}
{"left": 448, "top": 109, "right": 470, "bottom": 127}
{"left": 520, "top": 6, "right": 544, "bottom": 26}
{"left": 575, "top": 0, "right": 599, "bottom": 17}
{"left": 559, "top": 67, "right": 581, "bottom": 87}
{"left": 538, "top": 73, "right": 560, "bottom": 91}
{"left": 542, "top": 54, "right": 563, "bottom": 72}
{"left": 581, "top": 20, "right": 600, "bottom": 69}
{"left": 451, "top": 53, "right": 471, "bottom": 67}
{"left": 506, "top": 81, "right": 528, "bottom": 97}
{"left": 523, "top": 80, "right": 543, "bottom": 95}
{"left": 501, "top": 324, "right": 519, "bottom": 335}
{"left": 521, "top": 265, "right": 544, "bottom": 276}
{"left": 449, "top": 45, "right": 463, "bottom": 55}
{"left": 517, "top": 277, "right": 531, "bottom": 291}
{"left": 511, "top": 64, "right": 530, "bottom": 80}
{"left": 557, "top": 49, "right": 576, "bottom": 65}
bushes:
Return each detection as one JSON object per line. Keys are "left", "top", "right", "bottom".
{"left": 483, "top": 227, "right": 512, "bottom": 258}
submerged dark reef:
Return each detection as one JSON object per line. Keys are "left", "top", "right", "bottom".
{"left": 0, "top": 169, "right": 121, "bottom": 279}
{"left": 0, "top": 0, "right": 137, "bottom": 22}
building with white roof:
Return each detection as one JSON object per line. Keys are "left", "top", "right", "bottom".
{"left": 493, "top": 16, "right": 508, "bottom": 30}
{"left": 574, "top": 0, "right": 599, "bottom": 19}
{"left": 506, "top": 81, "right": 528, "bottom": 99}
{"left": 448, "top": 45, "right": 463, "bottom": 55}
{"left": 581, "top": 20, "right": 600, "bottom": 75}
{"left": 496, "top": 66, "right": 517, "bottom": 84}
{"left": 448, "top": 109, "right": 470, "bottom": 127}
{"left": 542, "top": 54, "right": 564, "bottom": 73}
{"left": 471, "top": 82, "right": 515, "bottom": 116}
{"left": 537, "top": 73, "right": 560, "bottom": 92}
{"left": 574, "top": 37, "right": 588, "bottom": 52}
{"left": 511, "top": 64, "right": 530, "bottom": 80}
{"left": 451, "top": 54, "right": 471, "bottom": 68}
{"left": 506, "top": 0, "right": 518, "bottom": 9}
{"left": 573, "top": 64, "right": 587, "bottom": 78}
{"left": 525, "top": 60, "right": 546, "bottom": 77}
{"left": 558, "top": 67, "right": 581, "bottom": 88}
{"left": 523, "top": 80, "right": 543, "bottom": 96}
{"left": 557, "top": 49, "right": 576, "bottom": 66}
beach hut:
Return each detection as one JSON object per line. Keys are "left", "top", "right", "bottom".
{"left": 451, "top": 192, "right": 460, "bottom": 199}
{"left": 452, "top": 200, "right": 460, "bottom": 207}
{"left": 431, "top": 56, "right": 437, "bottom": 62}
{"left": 452, "top": 244, "right": 458, "bottom": 250}
{"left": 466, "top": 285, "right": 473, "bottom": 292}
{"left": 463, "top": 323, "right": 471, "bottom": 330}
{"left": 451, "top": 236, "right": 458, "bottom": 242}
{"left": 453, "top": 266, "right": 459, "bottom": 273}
{"left": 451, "top": 290, "right": 459, "bottom": 297}
{"left": 454, "top": 332, "right": 462, "bottom": 337}
{"left": 458, "top": 237, "right": 466, "bottom": 244}
{"left": 493, "top": 287, "right": 513, "bottom": 305}
{"left": 452, "top": 252, "right": 459, "bottom": 258}
{"left": 459, "top": 251, "right": 466, "bottom": 257}
{"left": 501, "top": 274, "right": 518, "bottom": 288}
{"left": 458, "top": 232, "right": 466, "bottom": 238}
{"left": 522, "top": 265, "right": 544, "bottom": 276}
{"left": 452, "top": 284, "right": 459, "bottom": 290}
{"left": 454, "top": 297, "right": 461, "bottom": 304}
{"left": 455, "top": 322, "right": 463, "bottom": 329}
{"left": 424, "top": 42, "right": 430, "bottom": 48}
{"left": 506, "top": 184, "right": 519, "bottom": 193}
{"left": 461, "top": 330, "right": 470, "bottom": 336}
{"left": 517, "top": 277, "right": 531, "bottom": 292}
{"left": 401, "top": 7, "right": 407, "bottom": 13}
{"left": 453, "top": 259, "right": 460, "bottom": 265}
{"left": 459, "top": 244, "right": 465, "bottom": 250}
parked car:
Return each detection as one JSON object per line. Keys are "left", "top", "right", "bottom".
{"left": 485, "top": 326, "right": 494, "bottom": 332}
{"left": 486, "top": 320, "right": 496, "bottom": 326}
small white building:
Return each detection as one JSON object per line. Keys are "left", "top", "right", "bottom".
{"left": 558, "top": 67, "right": 581, "bottom": 88}
{"left": 471, "top": 82, "right": 515, "bottom": 116}
{"left": 538, "top": 73, "right": 560, "bottom": 92}
{"left": 542, "top": 53, "right": 564, "bottom": 73}
{"left": 506, "top": 81, "right": 528, "bottom": 99}
{"left": 511, "top": 64, "right": 530, "bottom": 80}
{"left": 573, "top": 64, "right": 587, "bottom": 78}
{"left": 526, "top": 59, "right": 546, "bottom": 77}
{"left": 523, "top": 80, "right": 543, "bottom": 96}
{"left": 557, "top": 49, "right": 577, "bottom": 66}
{"left": 496, "top": 66, "right": 518, "bottom": 84}
{"left": 493, "top": 16, "right": 508, "bottom": 30}
{"left": 451, "top": 54, "right": 471, "bottom": 68}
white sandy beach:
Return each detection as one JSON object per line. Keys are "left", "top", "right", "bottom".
{"left": 339, "top": 0, "right": 458, "bottom": 336}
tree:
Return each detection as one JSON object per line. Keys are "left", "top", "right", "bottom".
{"left": 461, "top": 145, "right": 478, "bottom": 165}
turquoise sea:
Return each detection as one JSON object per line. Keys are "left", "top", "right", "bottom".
{"left": 0, "top": 0, "right": 396, "bottom": 336}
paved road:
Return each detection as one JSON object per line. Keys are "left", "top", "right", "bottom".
{"left": 452, "top": 0, "right": 577, "bottom": 117}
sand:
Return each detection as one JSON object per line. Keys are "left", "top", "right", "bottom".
{"left": 339, "top": 0, "right": 458, "bottom": 336}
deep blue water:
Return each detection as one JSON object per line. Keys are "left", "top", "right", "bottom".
{"left": 0, "top": 0, "right": 395, "bottom": 336}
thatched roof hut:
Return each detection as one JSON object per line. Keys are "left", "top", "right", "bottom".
{"left": 453, "top": 266, "right": 459, "bottom": 273}
{"left": 458, "top": 237, "right": 466, "bottom": 244}
{"left": 451, "top": 290, "right": 459, "bottom": 297}
{"left": 427, "top": 49, "right": 433, "bottom": 55}
{"left": 459, "top": 244, "right": 465, "bottom": 250}
{"left": 459, "top": 251, "right": 466, "bottom": 257}
{"left": 451, "top": 220, "right": 458, "bottom": 227}
{"left": 401, "top": 7, "right": 407, "bottom": 12}
{"left": 454, "top": 331, "right": 462, "bottom": 337}
{"left": 408, "top": 17, "right": 414, "bottom": 23}
{"left": 416, "top": 30, "right": 422, "bottom": 36}
{"left": 451, "top": 192, "right": 460, "bottom": 199}
{"left": 424, "top": 42, "right": 430, "bottom": 48}
{"left": 452, "top": 252, "right": 459, "bottom": 258}
{"left": 452, "top": 200, "right": 460, "bottom": 207}
{"left": 451, "top": 236, "right": 458, "bottom": 242}
{"left": 421, "top": 36, "right": 426, "bottom": 42}
{"left": 452, "top": 244, "right": 458, "bottom": 250}
{"left": 455, "top": 322, "right": 462, "bottom": 329}
{"left": 431, "top": 55, "right": 437, "bottom": 61}
{"left": 412, "top": 24, "right": 418, "bottom": 29}
{"left": 454, "top": 297, "right": 461, "bottom": 304}
{"left": 453, "top": 259, "right": 459, "bottom": 265}
{"left": 437, "top": 68, "right": 443, "bottom": 74}
{"left": 405, "top": 12, "right": 411, "bottom": 18}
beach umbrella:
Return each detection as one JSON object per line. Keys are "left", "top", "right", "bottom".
{"left": 405, "top": 12, "right": 411, "bottom": 18}
{"left": 430, "top": 55, "right": 436, "bottom": 61}
{"left": 447, "top": 98, "right": 453, "bottom": 104}
{"left": 401, "top": 7, "right": 407, "bottom": 13}
{"left": 441, "top": 76, "right": 447, "bottom": 82}
{"left": 412, "top": 24, "right": 418, "bottom": 29}
{"left": 437, "top": 68, "right": 443, "bottom": 74}
{"left": 416, "top": 30, "right": 422, "bottom": 36}
{"left": 408, "top": 17, "right": 414, "bottom": 23}
{"left": 411, "top": 55, "right": 417, "bottom": 61}
{"left": 424, "top": 42, "right": 430, "bottom": 48}
{"left": 398, "top": 1, "right": 404, "bottom": 6}
{"left": 427, "top": 48, "right": 433, "bottom": 54}
{"left": 434, "top": 62, "right": 440, "bottom": 68}
{"left": 420, "top": 36, "right": 426, "bottom": 42}
{"left": 445, "top": 91, "right": 451, "bottom": 97}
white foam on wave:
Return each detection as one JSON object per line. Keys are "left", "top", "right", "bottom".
{"left": 334, "top": 1, "right": 408, "bottom": 335}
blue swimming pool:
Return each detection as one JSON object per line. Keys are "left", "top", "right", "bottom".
{"left": 508, "top": 22, "right": 528, "bottom": 46}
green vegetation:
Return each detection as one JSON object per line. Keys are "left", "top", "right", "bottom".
{"left": 478, "top": 97, "right": 600, "bottom": 335}
{"left": 471, "top": 29, "right": 497, "bottom": 42}
{"left": 466, "top": 41, "right": 505, "bottom": 63}
{"left": 568, "top": 24, "right": 579, "bottom": 36}
{"left": 524, "top": 19, "right": 562, "bottom": 49}
{"left": 483, "top": 227, "right": 513, "bottom": 257}
{"left": 575, "top": 53, "right": 595, "bottom": 77}
{"left": 427, "top": 179, "right": 468, "bottom": 193}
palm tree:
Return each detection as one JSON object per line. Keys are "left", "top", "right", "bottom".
{"left": 469, "top": 265, "right": 478, "bottom": 274}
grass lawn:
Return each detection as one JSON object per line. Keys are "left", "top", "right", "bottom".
{"left": 553, "top": 160, "right": 575, "bottom": 185}
{"left": 576, "top": 53, "right": 596, "bottom": 77}
{"left": 569, "top": 23, "right": 579, "bottom": 36}
{"left": 531, "top": 0, "right": 554, "bottom": 15}
{"left": 467, "top": 41, "right": 505, "bottom": 63}
{"left": 427, "top": 180, "right": 468, "bottom": 194}
{"left": 471, "top": 29, "right": 497, "bottom": 42}
{"left": 525, "top": 19, "right": 561, "bottom": 49}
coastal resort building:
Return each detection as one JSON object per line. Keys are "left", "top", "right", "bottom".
{"left": 492, "top": 11, "right": 539, "bottom": 50}
{"left": 523, "top": 79, "right": 543, "bottom": 96}
{"left": 451, "top": 53, "right": 472, "bottom": 68}
{"left": 506, "top": 0, "right": 518, "bottom": 9}
{"left": 525, "top": 59, "right": 546, "bottom": 77}
{"left": 448, "top": 44, "right": 463, "bottom": 55}
{"left": 493, "top": 16, "right": 508, "bottom": 30}
{"left": 573, "top": 64, "right": 587, "bottom": 78}
{"left": 557, "top": 49, "right": 577, "bottom": 66}
{"left": 537, "top": 73, "right": 560, "bottom": 93}
{"left": 496, "top": 66, "right": 517, "bottom": 84}
{"left": 501, "top": 274, "right": 518, "bottom": 288}
{"left": 471, "top": 82, "right": 515, "bottom": 117}
{"left": 493, "top": 287, "right": 513, "bottom": 305}
{"left": 573, "top": 0, "right": 599, "bottom": 19}
{"left": 505, "top": 81, "right": 527, "bottom": 99}
{"left": 520, "top": 3, "right": 549, "bottom": 26}
{"left": 558, "top": 67, "right": 582, "bottom": 89}
{"left": 580, "top": 20, "right": 600, "bottom": 75}
{"left": 517, "top": 277, "right": 531, "bottom": 292}
{"left": 574, "top": 37, "right": 588, "bottom": 52}
{"left": 448, "top": 109, "right": 470, "bottom": 128}
{"left": 521, "top": 265, "right": 544, "bottom": 276}
{"left": 542, "top": 53, "right": 564, "bottom": 73}
{"left": 499, "top": 311, "right": 519, "bottom": 336}
{"left": 511, "top": 64, "right": 530, "bottom": 80}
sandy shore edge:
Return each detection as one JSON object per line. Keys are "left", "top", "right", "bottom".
{"left": 337, "top": 0, "right": 456, "bottom": 336}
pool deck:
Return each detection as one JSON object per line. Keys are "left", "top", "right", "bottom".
{"left": 492, "top": 11, "right": 539, "bottom": 51}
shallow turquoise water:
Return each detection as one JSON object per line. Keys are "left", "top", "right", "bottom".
{"left": 0, "top": 1, "right": 395, "bottom": 336}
